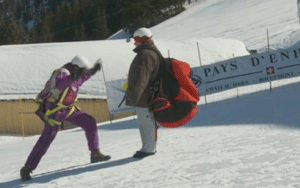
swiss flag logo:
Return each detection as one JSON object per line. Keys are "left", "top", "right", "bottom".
{"left": 266, "top": 66, "right": 275, "bottom": 75}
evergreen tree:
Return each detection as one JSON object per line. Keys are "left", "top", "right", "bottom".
{"left": 61, "top": 1, "right": 74, "bottom": 41}
{"left": 0, "top": 16, "right": 6, "bottom": 45}
{"left": 39, "top": 11, "right": 54, "bottom": 43}
{"left": 91, "top": 0, "right": 108, "bottom": 9}
{"left": 3, "top": 0, "right": 16, "bottom": 16}
{"left": 21, "top": 0, "right": 33, "bottom": 32}
{"left": 120, "top": 0, "right": 159, "bottom": 34}
{"left": 0, "top": 0, "right": 189, "bottom": 43}
{"left": 93, "top": 8, "right": 109, "bottom": 40}
{"left": 28, "top": 26, "right": 39, "bottom": 43}
{"left": 53, "top": 3, "right": 65, "bottom": 42}
{"left": 23, "top": 0, "right": 33, "bottom": 20}
{"left": 74, "top": 23, "right": 87, "bottom": 41}
{"left": 71, "top": 0, "right": 80, "bottom": 25}
{"left": 105, "top": 0, "right": 122, "bottom": 34}
{"left": 63, "top": 1, "right": 73, "bottom": 25}
{"left": 48, "top": 0, "right": 61, "bottom": 12}
{"left": 4, "top": 15, "right": 26, "bottom": 44}
{"left": 34, "top": 0, "right": 43, "bottom": 10}
{"left": 78, "top": 0, "right": 89, "bottom": 22}
{"left": 16, "top": 1, "right": 22, "bottom": 20}
{"left": 79, "top": 0, "right": 96, "bottom": 40}
{"left": 173, "top": 0, "right": 186, "bottom": 14}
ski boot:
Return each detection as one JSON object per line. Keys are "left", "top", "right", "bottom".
{"left": 133, "top": 151, "right": 155, "bottom": 159}
{"left": 90, "top": 149, "right": 111, "bottom": 163}
{"left": 20, "top": 166, "right": 32, "bottom": 181}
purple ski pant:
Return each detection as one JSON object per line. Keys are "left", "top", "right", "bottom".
{"left": 24, "top": 109, "right": 99, "bottom": 171}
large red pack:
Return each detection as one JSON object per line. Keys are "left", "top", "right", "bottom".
{"left": 151, "top": 58, "right": 200, "bottom": 128}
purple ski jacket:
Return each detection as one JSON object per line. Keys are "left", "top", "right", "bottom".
{"left": 37, "top": 63, "right": 92, "bottom": 122}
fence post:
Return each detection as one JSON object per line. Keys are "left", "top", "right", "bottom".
{"left": 197, "top": 42, "right": 207, "bottom": 105}
{"left": 204, "top": 96, "right": 208, "bottom": 105}
{"left": 233, "top": 54, "right": 240, "bottom": 97}
{"left": 298, "top": 0, "right": 300, "bottom": 27}
{"left": 19, "top": 98, "right": 25, "bottom": 140}
{"left": 197, "top": 42, "right": 202, "bottom": 67}
{"left": 101, "top": 61, "right": 113, "bottom": 124}
{"left": 267, "top": 29, "right": 272, "bottom": 91}
{"left": 267, "top": 29, "right": 270, "bottom": 52}
{"left": 109, "top": 113, "right": 113, "bottom": 124}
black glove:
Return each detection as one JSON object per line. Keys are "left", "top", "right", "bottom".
{"left": 90, "top": 59, "right": 102, "bottom": 75}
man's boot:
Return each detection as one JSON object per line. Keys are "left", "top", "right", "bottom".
{"left": 133, "top": 151, "right": 155, "bottom": 159}
{"left": 90, "top": 149, "right": 111, "bottom": 163}
{"left": 20, "top": 166, "right": 32, "bottom": 181}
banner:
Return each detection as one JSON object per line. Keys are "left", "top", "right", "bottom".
{"left": 106, "top": 79, "right": 135, "bottom": 114}
{"left": 193, "top": 46, "right": 300, "bottom": 95}
{"left": 106, "top": 46, "right": 300, "bottom": 113}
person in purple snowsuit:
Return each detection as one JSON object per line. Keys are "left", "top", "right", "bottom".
{"left": 20, "top": 56, "right": 111, "bottom": 181}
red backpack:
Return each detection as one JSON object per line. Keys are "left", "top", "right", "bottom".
{"left": 150, "top": 57, "right": 200, "bottom": 128}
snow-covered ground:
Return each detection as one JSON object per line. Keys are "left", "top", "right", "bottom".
{"left": 1, "top": 0, "right": 300, "bottom": 187}
{"left": 2, "top": 84, "right": 300, "bottom": 188}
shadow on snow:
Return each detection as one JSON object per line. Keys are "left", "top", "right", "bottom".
{"left": 0, "top": 157, "right": 138, "bottom": 187}
{"left": 186, "top": 82, "right": 300, "bottom": 129}
{"left": 71, "top": 82, "right": 300, "bottom": 133}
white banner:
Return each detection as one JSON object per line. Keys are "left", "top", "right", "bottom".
{"left": 106, "top": 46, "right": 300, "bottom": 113}
{"left": 106, "top": 79, "right": 135, "bottom": 114}
{"left": 193, "top": 46, "right": 300, "bottom": 95}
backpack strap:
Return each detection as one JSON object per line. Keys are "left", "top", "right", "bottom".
{"left": 37, "top": 68, "right": 79, "bottom": 126}
{"left": 49, "top": 68, "right": 70, "bottom": 102}
{"left": 44, "top": 87, "right": 79, "bottom": 126}
{"left": 149, "top": 49, "right": 166, "bottom": 107}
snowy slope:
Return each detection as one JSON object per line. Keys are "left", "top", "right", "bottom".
{"left": 2, "top": 83, "right": 300, "bottom": 187}
{"left": 1, "top": 0, "right": 300, "bottom": 187}
{"left": 152, "top": 0, "right": 299, "bottom": 52}
{"left": 110, "top": 0, "right": 300, "bottom": 52}
{"left": 0, "top": 38, "right": 248, "bottom": 99}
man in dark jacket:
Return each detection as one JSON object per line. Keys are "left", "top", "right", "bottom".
{"left": 125, "top": 27, "right": 161, "bottom": 158}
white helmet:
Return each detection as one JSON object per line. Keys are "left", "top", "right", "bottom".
{"left": 71, "top": 56, "right": 91, "bottom": 69}
{"left": 133, "top": 27, "right": 152, "bottom": 38}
